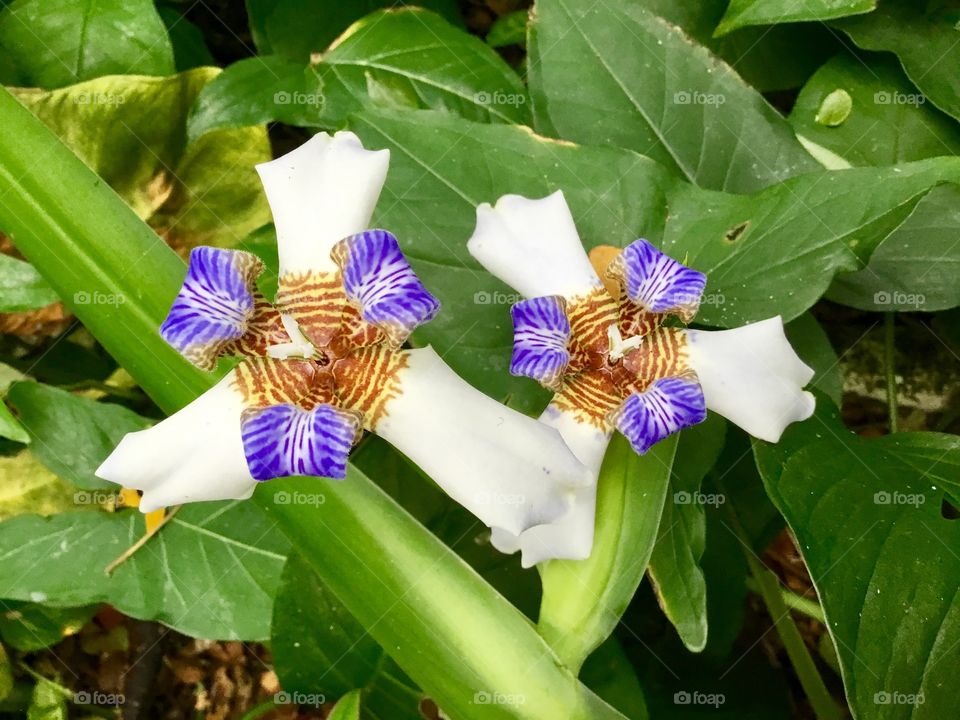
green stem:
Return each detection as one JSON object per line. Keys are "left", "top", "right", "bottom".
{"left": 885, "top": 313, "right": 898, "bottom": 434}
{"left": 719, "top": 490, "right": 840, "bottom": 720}
{"left": 745, "top": 578, "right": 825, "bottom": 624}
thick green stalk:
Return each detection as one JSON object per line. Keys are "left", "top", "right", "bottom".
{"left": 0, "top": 87, "right": 626, "bottom": 720}
{"left": 538, "top": 433, "right": 676, "bottom": 672}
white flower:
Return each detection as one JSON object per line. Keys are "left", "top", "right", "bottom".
{"left": 467, "top": 191, "right": 815, "bottom": 566}
{"left": 97, "top": 133, "right": 590, "bottom": 536}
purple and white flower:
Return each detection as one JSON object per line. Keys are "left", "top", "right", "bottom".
{"left": 97, "top": 133, "right": 590, "bottom": 535}
{"left": 468, "top": 191, "right": 815, "bottom": 566}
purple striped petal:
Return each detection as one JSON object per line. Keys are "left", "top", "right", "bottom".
{"left": 610, "top": 239, "right": 706, "bottom": 323}
{"left": 332, "top": 229, "right": 440, "bottom": 346}
{"left": 241, "top": 403, "right": 360, "bottom": 481}
{"left": 160, "top": 248, "right": 263, "bottom": 369}
{"left": 613, "top": 376, "right": 706, "bottom": 455}
{"left": 510, "top": 296, "right": 571, "bottom": 389}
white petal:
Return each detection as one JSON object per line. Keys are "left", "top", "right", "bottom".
{"left": 256, "top": 131, "right": 390, "bottom": 275}
{"left": 373, "top": 347, "right": 592, "bottom": 536}
{"left": 685, "top": 317, "right": 816, "bottom": 443}
{"left": 95, "top": 371, "right": 256, "bottom": 512}
{"left": 490, "top": 404, "right": 611, "bottom": 567}
{"left": 467, "top": 190, "right": 602, "bottom": 299}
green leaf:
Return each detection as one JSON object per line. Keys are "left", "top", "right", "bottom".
{"left": 538, "top": 434, "right": 677, "bottom": 671}
{"left": 0, "top": 601, "right": 96, "bottom": 652}
{"left": 833, "top": 0, "right": 960, "bottom": 121}
{"left": 0, "top": 254, "right": 56, "bottom": 312}
{"left": 762, "top": 431, "right": 960, "bottom": 720}
{"left": 0, "top": 501, "right": 289, "bottom": 640}
{"left": 0, "top": 0, "right": 174, "bottom": 88}
{"left": 829, "top": 184, "right": 960, "bottom": 311}
{"left": 26, "top": 678, "right": 67, "bottom": 720}
{"left": 0, "top": 87, "right": 627, "bottom": 717}
{"left": 7, "top": 382, "right": 152, "bottom": 490}
{"left": 157, "top": 4, "right": 215, "bottom": 72}
{"left": 346, "top": 109, "right": 960, "bottom": 408}
{"left": 188, "top": 9, "right": 529, "bottom": 139}
{"left": 487, "top": 10, "right": 529, "bottom": 47}
{"left": 0, "top": 642, "right": 11, "bottom": 702}
{"left": 527, "top": 0, "right": 819, "bottom": 192}
{"left": 271, "top": 553, "right": 422, "bottom": 718}
{"left": 640, "top": 0, "right": 841, "bottom": 92}
{"left": 11, "top": 68, "right": 272, "bottom": 248}
{"left": 329, "top": 690, "right": 362, "bottom": 720}
{"left": 647, "top": 415, "right": 726, "bottom": 652}
{"left": 246, "top": 0, "right": 462, "bottom": 59}
{"left": 790, "top": 55, "right": 960, "bottom": 167}
{"left": 0, "top": 452, "right": 78, "bottom": 520}
{"left": 0, "top": 402, "right": 28, "bottom": 444}
{"left": 716, "top": 0, "right": 875, "bottom": 35}
{"left": 580, "top": 638, "right": 649, "bottom": 720}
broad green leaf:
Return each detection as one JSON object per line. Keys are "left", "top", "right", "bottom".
{"left": 329, "top": 690, "right": 362, "bottom": 720}
{"left": 0, "top": 642, "right": 10, "bottom": 701}
{"left": 763, "top": 431, "right": 960, "bottom": 720}
{"left": 580, "top": 638, "right": 649, "bottom": 720}
{"left": 271, "top": 553, "right": 422, "bottom": 719}
{"left": 347, "top": 109, "right": 960, "bottom": 406}
{"left": 790, "top": 55, "right": 960, "bottom": 167}
{"left": 640, "top": 0, "right": 841, "bottom": 92}
{"left": 527, "top": 0, "right": 820, "bottom": 192}
{"left": 0, "top": 501, "right": 289, "bottom": 640}
{"left": 716, "top": 0, "right": 875, "bottom": 35}
{"left": 487, "top": 10, "right": 528, "bottom": 48}
{"left": 0, "top": 452, "right": 78, "bottom": 520}
{"left": 647, "top": 416, "right": 726, "bottom": 652}
{"left": 0, "top": 402, "right": 28, "bottom": 444}
{"left": 0, "top": 601, "right": 95, "bottom": 652}
{"left": 665, "top": 157, "right": 960, "bottom": 327}
{"left": 350, "top": 108, "right": 675, "bottom": 412}
{"left": 829, "top": 184, "right": 960, "bottom": 312}
{"left": 833, "top": 0, "right": 960, "bottom": 121}
{"left": 26, "top": 678, "right": 67, "bottom": 720}
{"left": 0, "top": 87, "right": 627, "bottom": 717}
{"left": 11, "top": 68, "right": 271, "bottom": 248}
{"left": 246, "top": 0, "right": 462, "bottom": 59}
{"left": 538, "top": 434, "right": 677, "bottom": 671}
{"left": 0, "top": 0, "right": 174, "bottom": 88}
{"left": 157, "top": 5, "right": 215, "bottom": 72}
{"left": 7, "top": 381, "right": 152, "bottom": 490}
{"left": 0, "top": 254, "right": 56, "bottom": 312}
{"left": 188, "top": 9, "right": 529, "bottom": 139}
